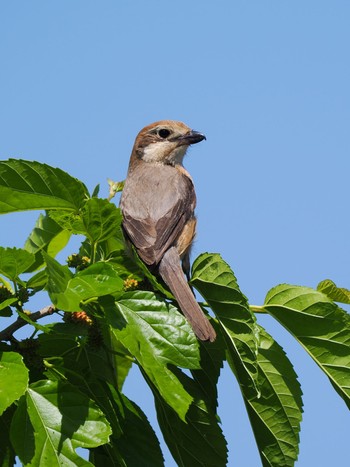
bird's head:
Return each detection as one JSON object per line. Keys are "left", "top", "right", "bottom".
{"left": 129, "top": 120, "right": 206, "bottom": 168}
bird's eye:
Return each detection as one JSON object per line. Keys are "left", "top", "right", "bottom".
{"left": 158, "top": 128, "right": 171, "bottom": 139}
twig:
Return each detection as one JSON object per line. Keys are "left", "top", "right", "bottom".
{"left": 0, "top": 305, "right": 56, "bottom": 342}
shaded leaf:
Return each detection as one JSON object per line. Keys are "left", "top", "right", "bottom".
{"left": 39, "top": 325, "right": 114, "bottom": 387}
{"left": 108, "top": 333, "right": 133, "bottom": 390}
{"left": 0, "top": 405, "right": 16, "bottom": 467}
{"left": 27, "top": 269, "right": 48, "bottom": 290}
{"left": 90, "top": 383, "right": 164, "bottom": 467}
{"left": 0, "top": 159, "right": 88, "bottom": 213}
{"left": 0, "top": 352, "right": 29, "bottom": 415}
{"left": 241, "top": 327, "right": 303, "bottom": 467}
{"left": 24, "top": 212, "right": 71, "bottom": 272}
{"left": 39, "top": 325, "right": 163, "bottom": 467}
{"left": 153, "top": 367, "right": 228, "bottom": 467}
{"left": 190, "top": 321, "right": 226, "bottom": 411}
{"left": 11, "top": 380, "right": 111, "bottom": 467}
{"left": 45, "top": 254, "right": 124, "bottom": 311}
{"left": 0, "top": 247, "right": 35, "bottom": 281}
{"left": 265, "top": 284, "right": 350, "bottom": 408}
{"left": 116, "top": 390, "right": 163, "bottom": 466}
{"left": 317, "top": 279, "right": 350, "bottom": 305}
{"left": 101, "top": 292, "right": 201, "bottom": 421}
{"left": 191, "top": 253, "right": 259, "bottom": 392}
{"left": 10, "top": 395, "right": 35, "bottom": 465}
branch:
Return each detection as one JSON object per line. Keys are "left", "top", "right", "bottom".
{"left": 0, "top": 305, "right": 56, "bottom": 342}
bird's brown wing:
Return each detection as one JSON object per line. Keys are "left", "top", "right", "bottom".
{"left": 120, "top": 163, "right": 195, "bottom": 267}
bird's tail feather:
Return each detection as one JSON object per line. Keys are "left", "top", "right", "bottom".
{"left": 159, "top": 247, "right": 216, "bottom": 342}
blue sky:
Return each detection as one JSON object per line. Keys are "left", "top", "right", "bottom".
{"left": 1, "top": 2, "right": 349, "bottom": 465}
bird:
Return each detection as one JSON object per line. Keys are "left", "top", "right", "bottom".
{"left": 120, "top": 120, "right": 216, "bottom": 342}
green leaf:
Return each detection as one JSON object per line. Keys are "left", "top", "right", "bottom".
{"left": 190, "top": 324, "right": 226, "bottom": 411}
{"left": 0, "top": 247, "right": 35, "bottom": 281}
{"left": 103, "top": 247, "right": 143, "bottom": 281}
{"left": 317, "top": 279, "right": 350, "bottom": 305}
{"left": 49, "top": 200, "right": 121, "bottom": 245}
{"left": 48, "top": 209, "right": 87, "bottom": 234}
{"left": 153, "top": 367, "right": 228, "bottom": 467}
{"left": 38, "top": 324, "right": 88, "bottom": 360}
{"left": 90, "top": 383, "right": 164, "bottom": 467}
{"left": 45, "top": 254, "right": 124, "bottom": 311}
{"left": 44, "top": 253, "right": 73, "bottom": 306}
{"left": 0, "top": 405, "right": 16, "bottom": 467}
{"left": 11, "top": 380, "right": 111, "bottom": 467}
{"left": 24, "top": 213, "right": 71, "bottom": 272}
{"left": 0, "top": 297, "right": 17, "bottom": 315}
{"left": 48, "top": 261, "right": 123, "bottom": 311}
{"left": 10, "top": 394, "right": 35, "bottom": 465}
{"left": 191, "top": 253, "right": 259, "bottom": 392}
{"left": 0, "top": 352, "right": 29, "bottom": 415}
{"left": 62, "top": 262, "right": 124, "bottom": 308}
{"left": 39, "top": 327, "right": 163, "bottom": 467}
{"left": 0, "top": 159, "right": 88, "bottom": 213}
{"left": 80, "top": 198, "right": 122, "bottom": 244}
{"left": 101, "top": 292, "right": 201, "bottom": 421}
{"left": 109, "top": 334, "right": 133, "bottom": 390}
{"left": 27, "top": 269, "right": 48, "bottom": 290}
{"left": 241, "top": 327, "right": 303, "bottom": 467}
{"left": 39, "top": 325, "right": 115, "bottom": 387}
{"left": 116, "top": 390, "right": 164, "bottom": 466}
{"left": 264, "top": 284, "right": 350, "bottom": 408}
{"left": 91, "top": 184, "right": 100, "bottom": 198}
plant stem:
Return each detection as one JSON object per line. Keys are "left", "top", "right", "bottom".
{"left": 250, "top": 305, "right": 267, "bottom": 314}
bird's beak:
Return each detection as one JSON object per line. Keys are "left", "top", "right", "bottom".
{"left": 175, "top": 130, "right": 206, "bottom": 146}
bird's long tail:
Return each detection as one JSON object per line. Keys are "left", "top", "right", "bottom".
{"left": 158, "top": 247, "right": 216, "bottom": 342}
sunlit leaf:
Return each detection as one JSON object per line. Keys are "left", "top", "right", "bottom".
{"left": 45, "top": 254, "right": 124, "bottom": 311}
{"left": 0, "top": 159, "right": 88, "bottom": 213}
{"left": 80, "top": 198, "right": 122, "bottom": 244}
{"left": 44, "top": 253, "right": 73, "bottom": 306}
{"left": 48, "top": 200, "right": 121, "bottom": 246}
{"left": 0, "top": 297, "right": 17, "bottom": 315}
{"left": 0, "top": 352, "right": 29, "bottom": 415}
{"left": 241, "top": 327, "right": 303, "bottom": 467}
{"left": 191, "top": 253, "right": 259, "bottom": 392}
{"left": 317, "top": 279, "right": 350, "bottom": 305}
{"left": 11, "top": 380, "right": 111, "bottom": 467}
{"left": 48, "top": 209, "right": 86, "bottom": 234}
{"left": 101, "top": 292, "right": 201, "bottom": 421}
{"left": 265, "top": 284, "right": 350, "bottom": 408}
{"left": 24, "top": 212, "right": 71, "bottom": 272}
{"left": 0, "top": 247, "right": 35, "bottom": 281}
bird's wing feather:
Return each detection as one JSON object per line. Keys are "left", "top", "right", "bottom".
{"left": 120, "top": 163, "right": 195, "bottom": 266}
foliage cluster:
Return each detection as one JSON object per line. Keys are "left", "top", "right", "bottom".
{"left": 0, "top": 160, "right": 349, "bottom": 466}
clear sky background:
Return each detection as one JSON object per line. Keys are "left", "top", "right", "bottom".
{"left": 1, "top": 2, "right": 349, "bottom": 466}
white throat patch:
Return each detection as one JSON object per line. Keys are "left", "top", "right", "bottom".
{"left": 142, "top": 142, "right": 187, "bottom": 165}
